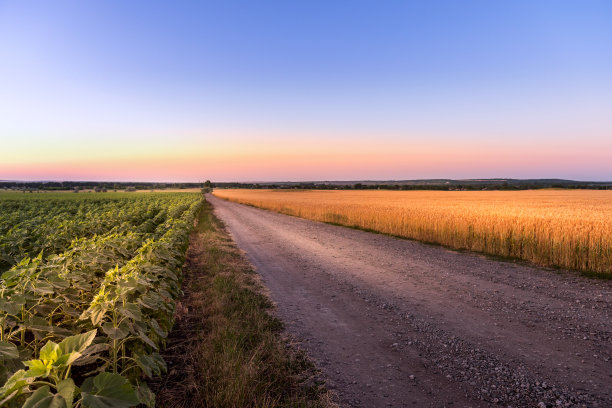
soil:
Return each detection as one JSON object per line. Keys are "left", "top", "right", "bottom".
{"left": 207, "top": 194, "right": 612, "bottom": 408}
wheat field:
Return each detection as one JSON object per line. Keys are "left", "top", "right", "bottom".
{"left": 213, "top": 189, "right": 612, "bottom": 275}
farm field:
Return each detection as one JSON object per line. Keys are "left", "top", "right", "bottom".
{"left": 0, "top": 191, "right": 203, "bottom": 407}
{"left": 213, "top": 189, "right": 612, "bottom": 276}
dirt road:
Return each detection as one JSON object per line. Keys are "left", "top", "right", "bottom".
{"left": 208, "top": 194, "right": 611, "bottom": 408}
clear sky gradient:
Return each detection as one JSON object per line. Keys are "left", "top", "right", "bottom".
{"left": 1, "top": 1, "right": 611, "bottom": 181}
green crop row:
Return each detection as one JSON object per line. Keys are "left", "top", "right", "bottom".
{"left": 0, "top": 192, "right": 203, "bottom": 407}
{"left": 0, "top": 193, "right": 194, "bottom": 272}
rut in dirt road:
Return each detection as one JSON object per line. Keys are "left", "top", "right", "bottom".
{"left": 207, "top": 194, "right": 612, "bottom": 408}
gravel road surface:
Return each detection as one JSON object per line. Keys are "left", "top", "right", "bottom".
{"left": 208, "top": 194, "right": 611, "bottom": 408}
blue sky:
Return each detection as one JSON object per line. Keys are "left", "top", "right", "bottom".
{"left": 1, "top": 1, "right": 611, "bottom": 181}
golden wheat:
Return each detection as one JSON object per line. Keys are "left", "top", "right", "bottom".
{"left": 213, "top": 189, "right": 612, "bottom": 275}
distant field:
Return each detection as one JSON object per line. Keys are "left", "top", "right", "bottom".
{"left": 213, "top": 189, "right": 612, "bottom": 276}
{"left": 0, "top": 188, "right": 203, "bottom": 194}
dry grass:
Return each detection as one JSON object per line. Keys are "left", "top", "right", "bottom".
{"left": 213, "top": 189, "right": 612, "bottom": 276}
{"left": 153, "top": 200, "right": 335, "bottom": 408}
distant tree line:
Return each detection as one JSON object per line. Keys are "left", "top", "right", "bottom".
{"left": 211, "top": 181, "right": 612, "bottom": 191}
{"left": 0, "top": 181, "right": 205, "bottom": 191}
{"left": 2, "top": 179, "right": 611, "bottom": 192}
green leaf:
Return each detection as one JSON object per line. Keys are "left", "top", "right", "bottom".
{"left": 22, "top": 386, "right": 50, "bottom": 408}
{"left": 82, "top": 343, "right": 109, "bottom": 356}
{"left": 39, "top": 341, "right": 61, "bottom": 363}
{"left": 136, "top": 331, "right": 157, "bottom": 350}
{"left": 0, "top": 252, "right": 16, "bottom": 266}
{"left": 133, "top": 352, "right": 166, "bottom": 378}
{"left": 0, "top": 369, "right": 29, "bottom": 398}
{"left": 57, "top": 378, "right": 75, "bottom": 408}
{"left": 22, "top": 385, "right": 67, "bottom": 408}
{"left": 47, "top": 276, "right": 70, "bottom": 289}
{"left": 136, "top": 383, "right": 155, "bottom": 408}
{"left": 116, "top": 304, "right": 142, "bottom": 322}
{"left": 11, "top": 294, "right": 27, "bottom": 306}
{"left": 0, "top": 269, "right": 21, "bottom": 284}
{"left": 23, "top": 359, "right": 51, "bottom": 378}
{"left": 132, "top": 354, "right": 153, "bottom": 378}
{"left": 0, "top": 299, "right": 20, "bottom": 315}
{"left": 83, "top": 305, "right": 108, "bottom": 326}
{"left": 25, "top": 324, "right": 74, "bottom": 338}
{"left": 58, "top": 329, "right": 97, "bottom": 355}
{"left": 32, "top": 281, "right": 55, "bottom": 295}
{"left": 53, "top": 352, "right": 75, "bottom": 368}
{"left": 101, "top": 324, "right": 127, "bottom": 340}
{"left": 150, "top": 352, "right": 167, "bottom": 374}
{"left": 137, "top": 293, "right": 160, "bottom": 310}
{"left": 0, "top": 341, "right": 19, "bottom": 360}
{"left": 71, "top": 343, "right": 108, "bottom": 367}
{"left": 149, "top": 319, "right": 167, "bottom": 339}
{"left": 81, "top": 372, "right": 139, "bottom": 408}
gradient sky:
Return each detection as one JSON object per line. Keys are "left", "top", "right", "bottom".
{"left": 1, "top": 1, "right": 611, "bottom": 182}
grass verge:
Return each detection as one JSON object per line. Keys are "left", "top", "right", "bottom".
{"left": 152, "top": 199, "right": 335, "bottom": 407}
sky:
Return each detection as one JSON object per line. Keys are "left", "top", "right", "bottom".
{"left": 1, "top": 0, "right": 611, "bottom": 182}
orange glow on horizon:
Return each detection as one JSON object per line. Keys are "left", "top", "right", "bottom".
{"left": 3, "top": 128, "right": 611, "bottom": 181}
{"left": 2, "top": 137, "right": 611, "bottom": 182}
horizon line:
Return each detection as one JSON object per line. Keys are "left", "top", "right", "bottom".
{"left": 2, "top": 178, "right": 612, "bottom": 184}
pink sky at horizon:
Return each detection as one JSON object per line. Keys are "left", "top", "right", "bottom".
{"left": 2, "top": 135, "right": 611, "bottom": 182}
